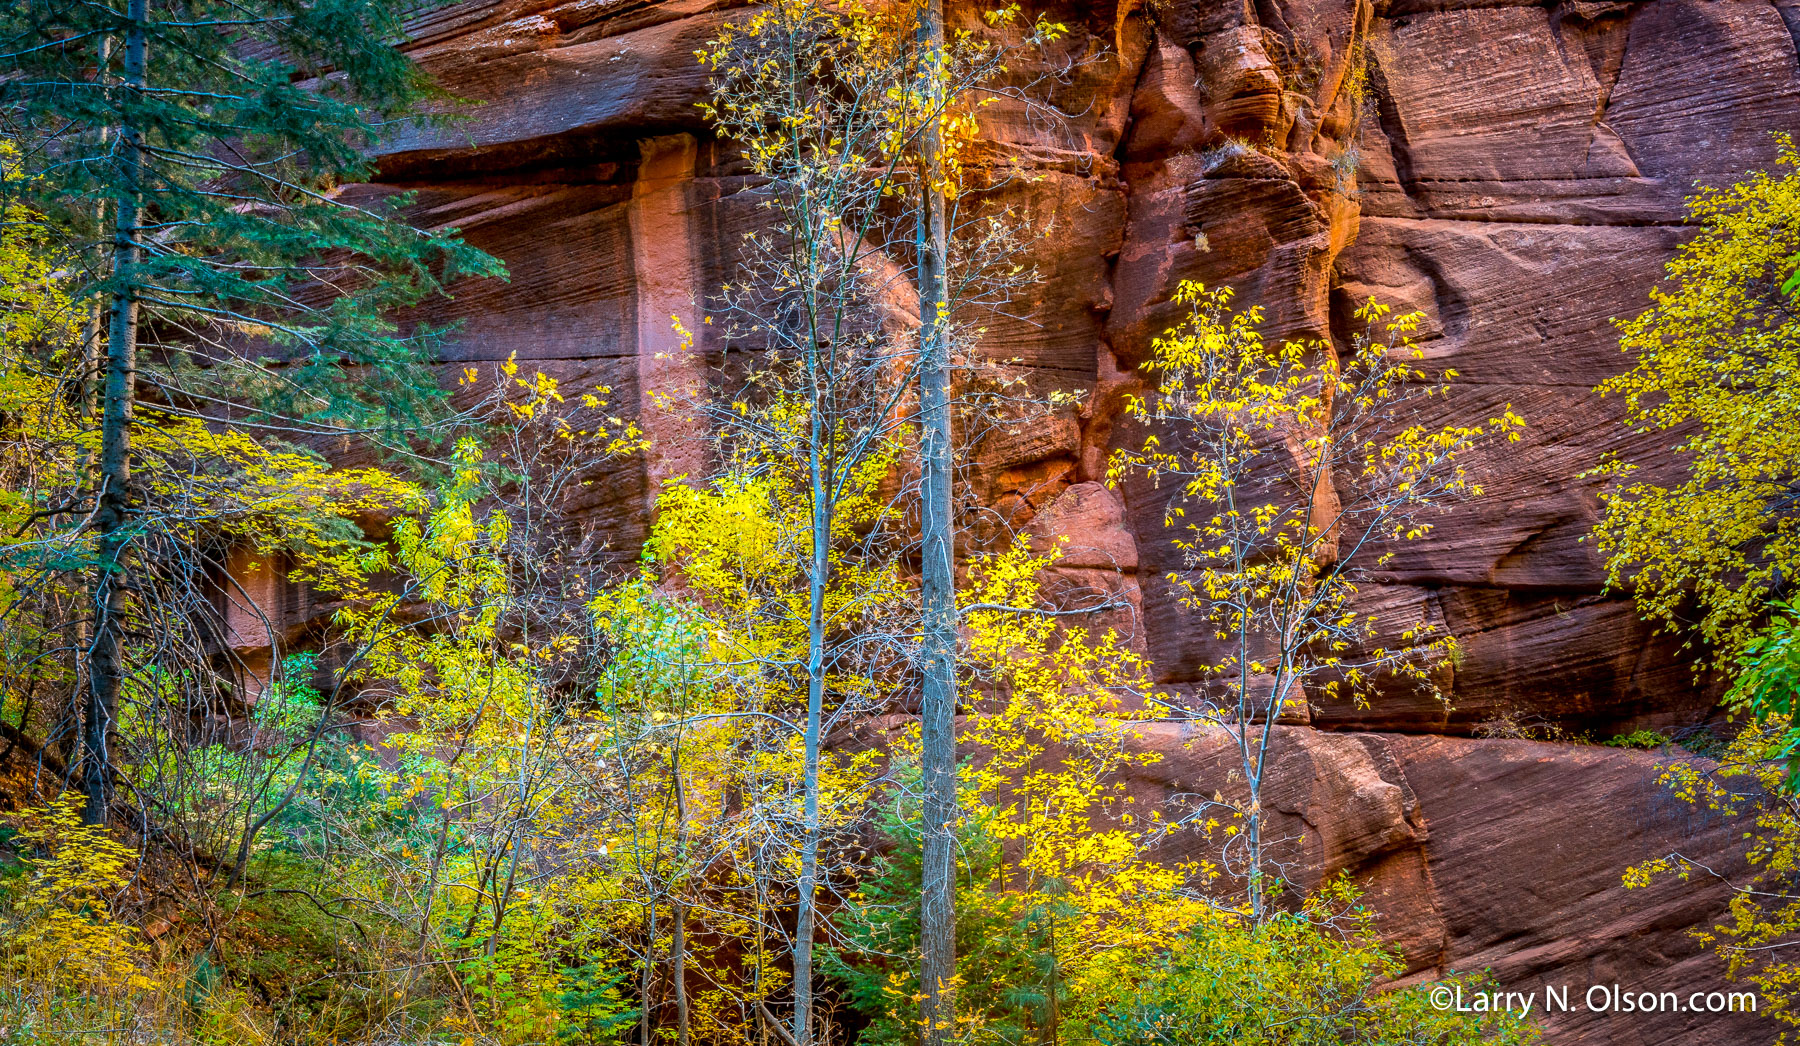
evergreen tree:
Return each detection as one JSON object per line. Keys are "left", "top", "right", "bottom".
{"left": 0, "top": 0, "right": 503, "bottom": 823}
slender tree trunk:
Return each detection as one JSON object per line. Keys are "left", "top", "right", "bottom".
{"left": 673, "top": 900, "right": 689, "bottom": 1046}
{"left": 81, "top": 36, "right": 114, "bottom": 430}
{"left": 417, "top": 800, "right": 455, "bottom": 950}
{"left": 915, "top": 4, "right": 957, "bottom": 1045}
{"left": 673, "top": 741, "right": 691, "bottom": 1046}
{"left": 65, "top": 175, "right": 107, "bottom": 774}
{"left": 795, "top": 408, "right": 829, "bottom": 1046}
{"left": 86, "top": 0, "right": 146, "bottom": 827}
{"left": 485, "top": 834, "right": 523, "bottom": 1000}
{"left": 641, "top": 899, "right": 657, "bottom": 1046}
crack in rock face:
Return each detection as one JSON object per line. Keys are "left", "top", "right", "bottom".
{"left": 217, "top": 4, "right": 1800, "bottom": 1042}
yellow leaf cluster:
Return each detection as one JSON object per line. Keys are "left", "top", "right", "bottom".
{"left": 1592, "top": 133, "right": 1800, "bottom": 666}
{"left": 0, "top": 795, "right": 157, "bottom": 996}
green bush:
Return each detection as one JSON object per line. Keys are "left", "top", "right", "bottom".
{"left": 1094, "top": 884, "right": 1538, "bottom": 1046}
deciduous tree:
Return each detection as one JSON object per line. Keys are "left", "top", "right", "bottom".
{"left": 1109, "top": 284, "right": 1521, "bottom": 919}
{"left": 697, "top": 7, "right": 1065, "bottom": 1037}
{"left": 1592, "top": 133, "right": 1800, "bottom": 668}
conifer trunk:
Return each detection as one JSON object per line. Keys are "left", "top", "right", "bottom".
{"left": 86, "top": 0, "right": 146, "bottom": 827}
{"left": 916, "top": 2, "right": 957, "bottom": 1044}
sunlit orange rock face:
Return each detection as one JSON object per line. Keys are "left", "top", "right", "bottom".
{"left": 311, "top": 2, "right": 1800, "bottom": 1041}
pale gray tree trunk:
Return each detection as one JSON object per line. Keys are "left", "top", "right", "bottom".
{"left": 69, "top": 33, "right": 112, "bottom": 780}
{"left": 641, "top": 898, "right": 657, "bottom": 1046}
{"left": 916, "top": 2, "right": 957, "bottom": 1043}
{"left": 795, "top": 380, "right": 831, "bottom": 1046}
{"left": 673, "top": 739, "right": 691, "bottom": 1046}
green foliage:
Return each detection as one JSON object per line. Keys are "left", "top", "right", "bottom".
{"left": 1093, "top": 884, "right": 1536, "bottom": 1046}
{"left": 1676, "top": 727, "right": 1728, "bottom": 760}
{"left": 1592, "top": 134, "right": 1800, "bottom": 666}
{"left": 207, "top": 860, "right": 365, "bottom": 1025}
{"left": 253, "top": 653, "right": 325, "bottom": 739}
{"left": 554, "top": 964, "right": 638, "bottom": 1045}
{"left": 828, "top": 773, "right": 1067, "bottom": 1046}
{"left": 1603, "top": 729, "right": 1672, "bottom": 751}
{"left": 0, "top": 0, "right": 504, "bottom": 436}
{"left": 836, "top": 816, "right": 1538, "bottom": 1046}
{"left": 1722, "top": 602, "right": 1800, "bottom": 790}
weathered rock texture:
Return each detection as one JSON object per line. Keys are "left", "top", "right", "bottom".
{"left": 289, "top": 1, "right": 1800, "bottom": 1042}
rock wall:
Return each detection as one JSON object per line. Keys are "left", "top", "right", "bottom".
{"left": 345, "top": 2, "right": 1800, "bottom": 1042}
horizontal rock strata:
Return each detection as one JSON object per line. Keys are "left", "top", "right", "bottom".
{"left": 231, "top": 3, "right": 1800, "bottom": 1042}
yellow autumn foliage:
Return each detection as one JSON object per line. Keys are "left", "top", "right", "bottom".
{"left": 1593, "top": 133, "right": 1800, "bottom": 666}
{"left": 0, "top": 795, "right": 155, "bottom": 996}
{"left": 1625, "top": 723, "right": 1800, "bottom": 1039}
{"left": 960, "top": 539, "right": 1208, "bottom": 1015}
{"left": 698, "top": 1, "right": 1063, "bottom": 202}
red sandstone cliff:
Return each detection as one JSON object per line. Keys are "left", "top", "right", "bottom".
{"left": 266, "top": 2, "right": 1800, "bottom": 1042}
